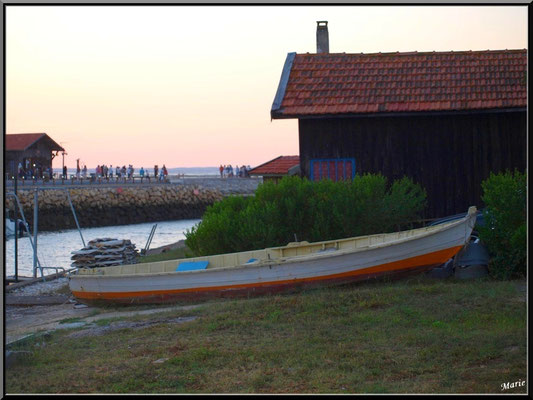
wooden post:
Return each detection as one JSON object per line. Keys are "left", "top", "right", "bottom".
{"left": 33, "top": 189, "right": 38, "bottom": 278}
{"left": 14, "top": 177, "right": 18, "bottom": 282}
{"left": 66, "top": 190, "right": 86, "bottom": 247}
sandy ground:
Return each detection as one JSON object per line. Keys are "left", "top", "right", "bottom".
{"left": 4, "top": 261, "right": 200, "bottom": 345}
{"left": 5, "top": 295, "right": 201, "bottom": 345}
{"left": 5, "top": 299, "right": 201, "bottom": 345}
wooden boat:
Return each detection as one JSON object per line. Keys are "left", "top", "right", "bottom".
{"left": 69, "top": 206, "right": 478, "bottom": 305}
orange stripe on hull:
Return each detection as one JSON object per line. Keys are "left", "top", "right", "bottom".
{"left": 72, "top": 246, "right": 462, "bottom": 303}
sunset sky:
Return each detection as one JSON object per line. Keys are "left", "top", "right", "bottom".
{"left": 5, "top": 5, "right": 528, "bottom": 170}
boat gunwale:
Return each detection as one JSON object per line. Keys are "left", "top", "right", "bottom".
{"left": 71, "top": 207, "right": 476, "bottom": 280}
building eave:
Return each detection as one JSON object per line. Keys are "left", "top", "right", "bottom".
{"left": 270, "top": 52, "right": 296, "bottom": 119}
{"left": 271, "top": 107, "right": 527, "bottom": 120}
{"left": 249, "top": 173, "right": 286, "bottom": 178}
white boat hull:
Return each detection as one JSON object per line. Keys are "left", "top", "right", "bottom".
{"left": 69, "top": 207, "right": 477, "bottom": 304}
{"left": 5, "top": 218, "right": 16, "bottom": 239}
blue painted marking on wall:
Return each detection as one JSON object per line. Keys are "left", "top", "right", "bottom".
{"left": 310, "top": 158, "right": 356, "bottom": 181}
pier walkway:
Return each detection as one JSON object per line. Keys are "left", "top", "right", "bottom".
{"left": 4, "top": 175, "right": 262, "bottom": 195}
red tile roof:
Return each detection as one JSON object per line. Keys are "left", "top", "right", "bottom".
{"left": 249, "top": 155, "right": 300, "bottom": 176}
{"left": 271, "top": 49, "right": 527, "bottom": 118}
{"left": 6, "top": 133, "right": 64, "bottom": 151}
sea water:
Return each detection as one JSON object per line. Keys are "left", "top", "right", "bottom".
{"left": 4, "top": 219, "right": 200, "bottom": 278}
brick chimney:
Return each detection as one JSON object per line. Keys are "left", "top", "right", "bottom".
{"left": 316, "top": 21, "right": 329, "bottom": 54}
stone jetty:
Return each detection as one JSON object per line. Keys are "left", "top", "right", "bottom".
{"left": 5, "top": 177, "right": 261, "bottom": 231}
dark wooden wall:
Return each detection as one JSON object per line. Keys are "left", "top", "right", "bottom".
{"left": 298, "top": 110, "right": 526, "bottom": 218}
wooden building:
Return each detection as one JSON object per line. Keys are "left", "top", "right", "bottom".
{"left": 270, "top": 22, "right": 527, "bottom": 218}
{"left": 5, "top": 133, "right": 65, "bottom": 178}
{"left": 248, "top": 155, "right": 300, "bottom": 183}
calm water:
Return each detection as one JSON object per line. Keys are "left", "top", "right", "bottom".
{"left": 4, "top": 219, "right": 200, "bottom": 278}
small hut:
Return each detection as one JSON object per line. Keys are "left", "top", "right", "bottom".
{"left": 5, "top": 133, "right": 65, "bottom": 179}
{"left": 270, "top": 22, "right": 527, "bottom": 218}
{"left": 248, "top": 155, "right": 300, "bottom": 184}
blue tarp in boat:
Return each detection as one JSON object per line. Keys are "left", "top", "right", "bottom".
{"left": 176, "top": 261, "right": 209, "bottom": 271}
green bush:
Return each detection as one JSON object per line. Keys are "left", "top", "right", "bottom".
{"left": 185, "top": 175, "right": 427, "bottom": 256}
{"left": 478, "top": 170, "right": 527, "bottom": 280}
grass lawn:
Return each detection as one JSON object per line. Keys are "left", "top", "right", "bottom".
{"left": 5, "top": 276, "right": 527, "bottom": 394}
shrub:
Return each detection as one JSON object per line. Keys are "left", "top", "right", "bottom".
{"left": 185, "top": 195, "right": 252, "bottom": 256}
{"left": 185, "top": 175, "right": 427, "bottom": 256}
{"left": 478, "top": 170, "right": 527, "bottom": 280}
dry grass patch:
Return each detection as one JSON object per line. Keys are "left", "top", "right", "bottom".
{"left": 5, "top": 276, "right": 527, "bottom": 394}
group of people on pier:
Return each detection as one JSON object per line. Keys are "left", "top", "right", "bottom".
{"left": 152, "top": 165, "right": 169, "bottom": 181}
{"left": 219, "top": 164, "right": 251, "bottom": 178}
{"left": 17, "top": 161, "right": 52, "bottom": 180}
{"left": 68, "top": 163, "right": 169, "bottom": 182}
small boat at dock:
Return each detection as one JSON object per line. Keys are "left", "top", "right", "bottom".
{"left": 5, "top": 217, "right": 27, "bottom": 240}
{"left": 5, "top": 217, "right": 16, "bottom": 239}
{"left": 69, "top": 207, "right": 478, "bottom": 305}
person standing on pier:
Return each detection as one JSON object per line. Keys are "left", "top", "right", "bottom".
{"left": 154, "top": 165, "right": 159, "bottom": 180}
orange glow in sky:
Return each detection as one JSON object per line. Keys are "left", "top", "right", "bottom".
{"left": 5, "top": 5, "right": 528, "bottom": 170}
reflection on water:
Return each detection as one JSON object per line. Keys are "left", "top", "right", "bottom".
{"left": 4, "top": 219, "right": 200, "bottom": 277}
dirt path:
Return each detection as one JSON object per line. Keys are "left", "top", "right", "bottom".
{"left": 5, "top": 300, "right": 201, "bottom": 345}
{"left": 4, "top": 260, "right": 201, "bottom": 345}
